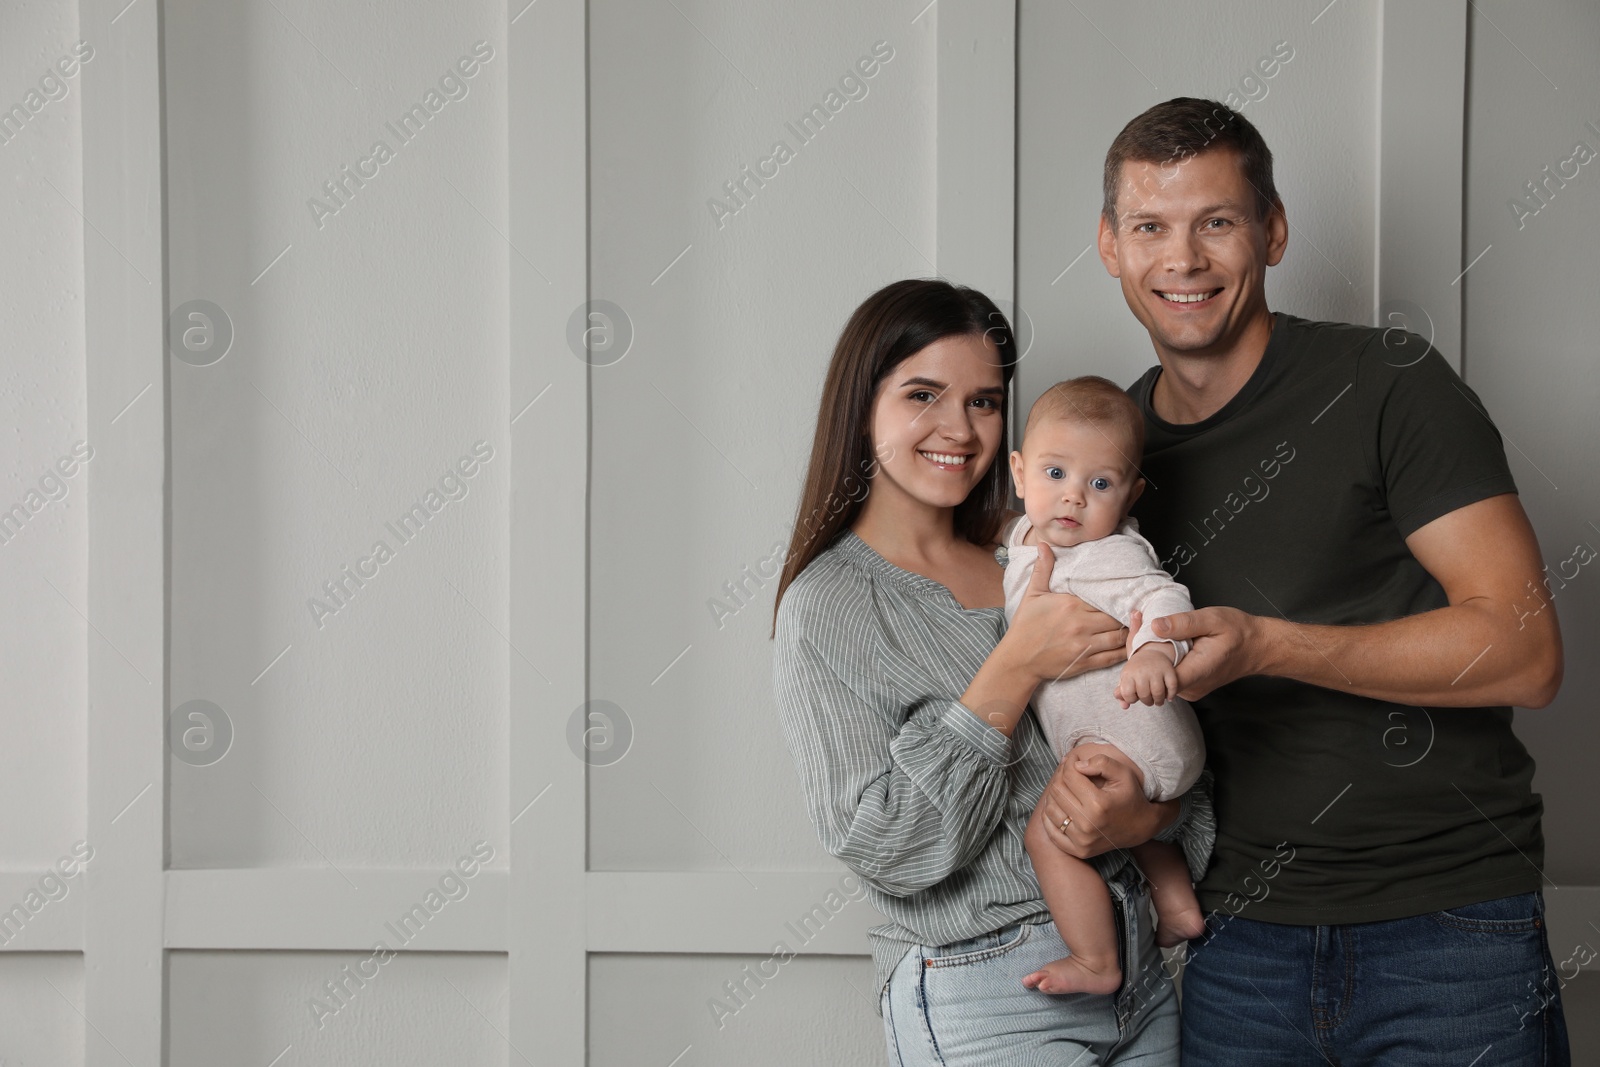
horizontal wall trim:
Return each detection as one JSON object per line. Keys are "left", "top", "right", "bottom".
{"left": 4, "top": 871, "right": 1590, "bottom": 965}
{"left": 163, "top": 869, "right": 511, "bottom": 951}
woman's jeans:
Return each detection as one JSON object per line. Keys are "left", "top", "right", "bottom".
{"left": 881, "top": 869, "right": 1179, "bottom": 1065}
{"left": 1179, "top": 890, "right": 1571, "bottom": 1065}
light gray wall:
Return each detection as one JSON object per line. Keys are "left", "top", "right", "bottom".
{"left": 163, "top": 0, "right": 510, "bottom": 871}
{"left": 1463, "top": 0, "right": 1600, "bottom": 887}
{"left": 0, "top": 2, "right": 87, "bottom": 1061}
{"left": 1463, "top": 0, "right": 1600, "bottom": 1041}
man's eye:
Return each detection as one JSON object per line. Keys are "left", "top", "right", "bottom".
{"left": 1136, "top": 223, "right": 1157, "bottom": 233}
{"left": 1091, "top": 477, "right": 1111, "bottom": 491}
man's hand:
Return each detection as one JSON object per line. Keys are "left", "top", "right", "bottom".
{"left": 1036, "top": 744, "right": 1176, "bottom": 859}
{"left": 1150, "top": 605, "right": 1265, "bottom": 701}
{"left": 1115, "top": 644, "right": 1178, "bottom": 708}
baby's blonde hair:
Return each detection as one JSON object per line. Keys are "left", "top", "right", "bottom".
{"left": 1023, "top": 376, "right": 1145, "bottom": 464}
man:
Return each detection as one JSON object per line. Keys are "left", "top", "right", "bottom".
{"left": 1089, "top": 97, "right": 1569, "bottom": 1063}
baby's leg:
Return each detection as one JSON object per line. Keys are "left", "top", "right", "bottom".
{"left": 1132, "top": 839, "right": 1205, "bottom": 947}
{"left": 1022, "top": 790, "right": 1121, "bottom": 994}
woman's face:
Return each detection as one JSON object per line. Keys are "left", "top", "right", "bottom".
{"left": 866, "top": 332, "right": 1007, "bottom": 515}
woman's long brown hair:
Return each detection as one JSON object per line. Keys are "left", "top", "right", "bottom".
{"left": 770, "top": 278, "right": 1019, "bottom": 636}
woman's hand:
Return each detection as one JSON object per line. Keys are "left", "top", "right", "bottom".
{"left": 1034, "top": 744, "right": 1178, "bottom": 859}
{"left": 1006, "top": 543, "right": 1131, "bottom": 685}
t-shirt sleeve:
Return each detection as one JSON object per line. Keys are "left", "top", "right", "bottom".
{"left": 1359, "top": 336, "right": 1520, "bottom": 540}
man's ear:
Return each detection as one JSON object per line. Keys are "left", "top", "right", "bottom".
{"left": 1264, "top": 199, "right": 1289, "bottom": 267}
{"left": 1097, "top": 213, "right": 1121, "bottom": 278}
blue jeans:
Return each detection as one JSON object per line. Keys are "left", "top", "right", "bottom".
{"left": 881, "top": 871, "right": 1180, "bottom": 1065}
{"left": 1180, "top": 890, "right": 1571, "bottom": 1065}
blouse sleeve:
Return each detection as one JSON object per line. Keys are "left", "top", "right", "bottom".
{"left": 773, "top": 605, "right": 1022, "bottom": 898}
{"left": 1152, "top": 767, "right": 1216, "bottom": 884}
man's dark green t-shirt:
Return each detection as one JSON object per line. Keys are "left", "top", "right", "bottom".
{"left": 1126, "top": 310, "right": 1544, "bottom": 924}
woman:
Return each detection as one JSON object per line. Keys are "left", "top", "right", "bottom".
{"left": 770, "top": 279, "right": 1213, "bottom": 1064}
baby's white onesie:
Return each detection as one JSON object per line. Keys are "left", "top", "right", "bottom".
{"left": 1001, "top": 513, "right": 1206, "bottom": 801}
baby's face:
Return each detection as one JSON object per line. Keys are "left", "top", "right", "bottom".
{"left": 1008, "top": 419, "right": 1144, "bottom": 549}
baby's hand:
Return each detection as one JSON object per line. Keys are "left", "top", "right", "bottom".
{"left": 1115, "top": 645, "right": 1178, "bottom": 709}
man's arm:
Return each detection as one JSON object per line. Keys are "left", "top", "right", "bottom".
{"left": 1151, "top": 493, "right": 1564, "bottom": 708}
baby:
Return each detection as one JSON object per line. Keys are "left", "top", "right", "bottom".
{"left": 1002, "top": 375, "right": 1206, "bottom": 995}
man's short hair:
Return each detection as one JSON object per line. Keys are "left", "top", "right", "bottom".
{"left": 1023, "top": 376, "right": 1144, "bottom": 467}
{"left": 1102, "top": 97, "right": 1281, "bottom": 226}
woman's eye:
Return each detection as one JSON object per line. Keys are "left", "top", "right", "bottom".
{"left": 971, "top": 396, "right": 998, "bottom": 410}
{"left": 908, "top": 390, "right": 935, "bottom": 402}
{"left": 1091, "top": 477, "right": 1111, "bottom": 491}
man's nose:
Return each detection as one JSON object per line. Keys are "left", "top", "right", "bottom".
{"left": 1166, "top": 228, "right": 1207, "bottom": 273}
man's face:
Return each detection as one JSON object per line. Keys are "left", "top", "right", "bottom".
{"left": 1096, "top": 147, "right": 1287, "bottom": 358}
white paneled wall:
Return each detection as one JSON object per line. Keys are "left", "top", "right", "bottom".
{"left": 3, "top": 0, "right": 1596, "bottom": 1062}
{"left": 0, "top": 2, "right": 88, "bottom": 1063}
{"left": 164, "top": 0, "right": 511, "bottom": 872}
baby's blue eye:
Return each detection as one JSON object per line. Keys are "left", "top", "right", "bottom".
{"left": 1091, "top": 477, "right": 1111, "bottom": 491}
{"left": 1046, "top": 467, "right": 1063, "bottom": 480}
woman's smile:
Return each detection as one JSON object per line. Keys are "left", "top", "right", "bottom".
{"left": 919, "top": 449, "right": 971, "bottom": 470}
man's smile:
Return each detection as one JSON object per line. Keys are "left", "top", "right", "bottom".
{"left": 1155, "top": 288, "right": 1224, "bottom": 306}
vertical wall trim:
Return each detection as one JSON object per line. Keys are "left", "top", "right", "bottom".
{"left": 936, "top": 0, "right": 1018, "bottom": 307}
{"left": 81, "top": 0, "right": 168, "bottom": 1062}
{"left": 509, "top": 0, "right": 589, "bottom": 1060}
{"left": 1376, "top": 0, "right": 1469, "bottom": 371}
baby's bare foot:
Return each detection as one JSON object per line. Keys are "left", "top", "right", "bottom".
{"left": 1154, "top": 903, "right": 1206, "bottom": 948}
{"left": 1021, "top": 954, "right": 1121, "bottom": 995}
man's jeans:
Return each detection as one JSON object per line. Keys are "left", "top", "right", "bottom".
{"left": 1179, "top": 890, "right": 1571, "bottom": 1065}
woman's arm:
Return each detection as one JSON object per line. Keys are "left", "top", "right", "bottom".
{"left": 967, "top": 541, "right": 1134, "bottom": 738}
{"left": 774, "top": 625, "right": 1018, "bottom": 896}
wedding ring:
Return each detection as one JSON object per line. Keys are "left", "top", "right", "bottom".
{"left": 1060, "top": 818, "right": 1072, "bottom": 833}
